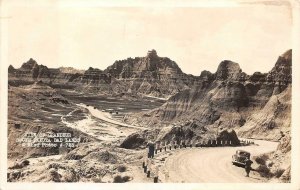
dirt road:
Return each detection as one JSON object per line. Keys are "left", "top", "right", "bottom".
{"left": 61, "top": 104, "right": 146, "bottom": 141}
{"left": 78, "top": 104, "right": 146, "bottom": 130}
{"left": 161, "top": 139, "right": 278, "bottom": 183}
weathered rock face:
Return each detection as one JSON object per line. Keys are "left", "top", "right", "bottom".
{"left": 8, "top": 59, "right": 72, "bottom": 87}
{"left": 120, "top": 133, "right": 146, "bottom": 149}
{"left": 58, "top": 67, "right": 85, "bottom": 74}
{"left": 216, "top": 130, "right": 240, "bottom": 146}
{"left": 267, "top": 49, "right": 292, "bottom": 83}
{"left": 249, "top": 72, "right": 267, "bottom": 82}
{"left": 105, "top": 50, "right": 183, "bottom": 79}
{"left": 8, "top": 65, "right": 16, "bottom": 73}
{"left": 129, "top": 49, "right": 291, "bottom": 141}
{"left": 156, "top": 125, "right": 197, "bottom": 143}
{"left": 103, "top": 49, "right": 197, "bottom": 97}
{"left": 215, "top": 60, "right": 242, "bottom": 81}
{"left": 8, "top": 50, "right": 198, "bottom": 97}
{"left": 237, "top": 85, "right": 291, "bottom": 140}
{"left": 266, "top": 49, "right": 292, "bottom": 95}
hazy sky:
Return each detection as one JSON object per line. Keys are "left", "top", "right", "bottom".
{"left": 4, "top": 0, "right": 292, "bottom": 75}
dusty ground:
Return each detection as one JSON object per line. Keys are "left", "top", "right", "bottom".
{"left": 8, "top": 99, "right": 283, "bottom": 183}
{"left": 79, "top": 104, "right": 146, "bottom": 130}
{"left": 157, "top": 140, "right": 278, "bottom": 183}
{"left": 7, "top": 83, "right": 285, "bottom": 183}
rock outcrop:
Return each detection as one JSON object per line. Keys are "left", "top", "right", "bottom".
{"left": 103, "top": 49, "right": 197, "bottom": 97}
{"left": 105, "top": 49, "right": 183, "bottom": 79}
{"left": 215, "top": 60, "right": 243, "bottom": 81}
{"left": 129, "top": 49, "right": 292, "bottom": 141}
{"left": 8, "top": 50, "right": 199, "bottom": 98}
{"left": 122, "top": 49, "right": 292, "bottom": 182}
{"left": 120, "top": 133, "right": 146, "bottom": 149}
{"left": 216, "top": 130, "right": 240, "bottom": 146}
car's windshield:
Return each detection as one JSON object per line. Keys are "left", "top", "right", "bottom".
{"left": 237, "top": 151, "right": 250, "bottom": 157}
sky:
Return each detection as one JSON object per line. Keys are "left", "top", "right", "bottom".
{"left": 3, "top": 0, "right": 292, "bottom": 75}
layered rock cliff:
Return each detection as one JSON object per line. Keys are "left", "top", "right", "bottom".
{"left": 9, "top": 50, "right": 292, "bottom": 139}
{"left": 8, "top": 50, "right": 197, "bottom": 97}
{"left": 123, "top": 50, "right": 292, "bottom": 182}
{"left": 128, "top": 49, "right": 292, "bottom": 141}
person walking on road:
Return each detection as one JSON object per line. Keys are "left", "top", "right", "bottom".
{"left": 147, "top": 141, "right": 155, "bottom": 158}
{"left": 244, "top": 157, "right": 253, "bottom": 177}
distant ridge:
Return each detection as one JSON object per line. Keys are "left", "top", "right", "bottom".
{"left": 8, "top": 49, "right": 292, "bottom": 98}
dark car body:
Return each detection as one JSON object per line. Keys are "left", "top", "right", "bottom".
{"left": 232, "top": 150, "right": 251, "bottom": 166}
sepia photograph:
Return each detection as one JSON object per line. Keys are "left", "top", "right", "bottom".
{"left": 0, "top": 0, "right": 299, "bottom": 189}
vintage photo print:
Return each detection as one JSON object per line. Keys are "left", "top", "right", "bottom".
{"left": 0, "top": 0, "right": 299, "bottom": 190}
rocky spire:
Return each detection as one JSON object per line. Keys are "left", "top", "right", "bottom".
{"left": 266, "top": 49, "right": 292, "bottom": 84}
{"left": 20, "top": 58, "right": 38, "bottom": 70}
{"left": 281, "top": 49, "right": 292, "bottom": 60}
{"left": 8, "top": 65, "right": 15, "bottom": 73}
{"left": 146, "top": 49, "right": 158, "bottom": 58}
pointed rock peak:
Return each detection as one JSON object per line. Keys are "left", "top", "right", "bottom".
{"left": 280, "top": 49, "right": 292, "bottom": 60}
{"left": 146, "top": 49, "right": 158, "bottom": 58}
{"left": 8, "top": 65, "right": 15, "bottom": 70}
{"left": 21, "top": 58, "right": 38, "bottom": 70}
{"left": 8, "top": 65, "right": 15, "bottom": 73}
{"left": 215, "top": 60, "right": 241, "bottom": 80}
{"left": 267, "top": 49, "right": 292, "bottom": 84}
{"left": 27, "top": 58, "right": 37, "bottom": 65}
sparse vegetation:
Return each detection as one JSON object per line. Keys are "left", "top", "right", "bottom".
{"left": 117, "top": 165, "right": 127, "bottom": 172}
{"left": 273, "top": 168, "right": 285, "bottom": 178}
{"left": 113, "top": 175, "right": 131, "bottom": 183}
{"left": 254, "top": 154, "right": 269, "bottom": 165}
{"left": 256, "top": 165, "right": 271, "bottom": 178}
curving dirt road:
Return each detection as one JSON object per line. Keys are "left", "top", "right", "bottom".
{"left": 78, "top": 104, "right": 146, "bottom": 130}
{"left": 160, "top": 139, "right": 278, "bottom": 183}
{"left": 61, "top": 104, "right": 146, "bottom": 141}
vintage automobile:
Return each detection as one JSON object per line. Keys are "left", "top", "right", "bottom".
{"left": 232, "top": 150, "right": 251, "bottom": 166}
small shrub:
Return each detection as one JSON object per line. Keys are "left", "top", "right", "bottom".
{"left": 266, "top": 161, "right": 274, "bottom": 167}
{"left": 255, "top": 157, "right": 265, "bottom": 165}
{"left": 256, "top": 165, "right": 271, "bottom": 178}
{"left": 273, "top": 169, "right": 285, "bottom": 178}
{"left": 113, "top": 175, "right": 131, "bottom": 183}
{"left": 113, "top": 175, "right": 123, "bottom": 183}
{"left": 254, "top": 154, "right": 269, "bottom": 165}
{"left": 117, "top": 165, "right": 127, "bottom": 172}
{"left": 280, "top": 167, "right": 291, "bottom": 182}
{"left": 49, "top": 169, "right": 61, "bottom": 182}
